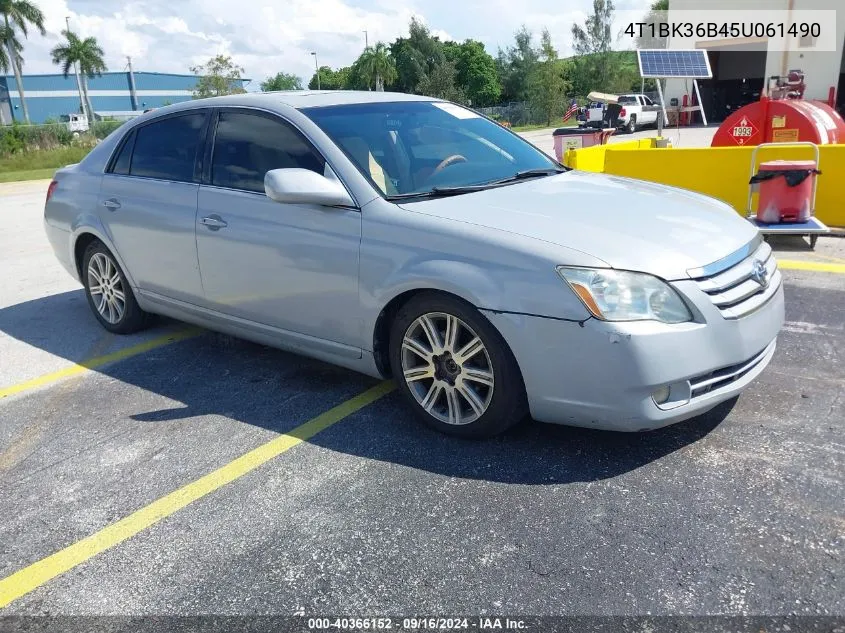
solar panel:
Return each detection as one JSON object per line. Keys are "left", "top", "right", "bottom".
{"left": 637, "top": 49, "right": 712, "bottom": 78}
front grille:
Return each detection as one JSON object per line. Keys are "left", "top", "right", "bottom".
{"left": 689, "top": 342, "right": 773, "bottom": 399}
{"left": 690, "top": 239, "right": 781, "bottom": 319}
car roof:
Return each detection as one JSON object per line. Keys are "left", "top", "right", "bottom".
{"left": 174, "top": 90, "right": 440, "bottom": 110}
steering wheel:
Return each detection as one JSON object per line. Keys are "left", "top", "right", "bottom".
{"left": 430, "top": 154, "right": 468, "bottom": 177}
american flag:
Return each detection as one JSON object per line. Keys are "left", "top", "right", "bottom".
{"left": 562, "top": 99, "right": 578, "bottom": 122}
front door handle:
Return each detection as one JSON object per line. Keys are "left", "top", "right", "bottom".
{"left": 200, "top": 215, "right": 228, "bottom": 230}
{"left": 102, "top": 198, "right": 121, "bottom": 210}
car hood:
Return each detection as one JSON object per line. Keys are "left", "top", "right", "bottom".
{"left": 398, "top": 171, "right": 759, "bottom": 280}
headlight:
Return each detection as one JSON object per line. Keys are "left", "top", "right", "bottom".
{"left": 556, "top": 267, "right": 692, "bottom": 323}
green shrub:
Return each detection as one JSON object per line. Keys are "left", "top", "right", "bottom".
{"left": 0, "top": 119, "right": 124, "bottom": 156}
{"left": 0, "top": 123, "right": 26, "bottom": 155}
{"left": 92, "top": 120, "right": 124, "bottom": 140}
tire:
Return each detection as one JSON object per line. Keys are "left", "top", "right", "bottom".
{"left": 389, "top": 292, "right": 527, "bottom": 439}
{"left": 81, "top": 240, "right": 150, "bottom": 334}
{"left": 626, "top": 115, "right": 637, "bottom": 134}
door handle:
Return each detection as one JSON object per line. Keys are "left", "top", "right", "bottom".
{"left": 200, "top": 215, "right": 228, "bottom": 230}
{"left": 102, "top": 199, "right": 121, "bottom": 210}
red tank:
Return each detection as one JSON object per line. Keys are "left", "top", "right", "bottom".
{"left": 712, "top": 98, "right": 845, "bottom": 147}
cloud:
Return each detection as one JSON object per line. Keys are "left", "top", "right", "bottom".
{"left": 12, "top": 0, "right": 652, "bottom": 87}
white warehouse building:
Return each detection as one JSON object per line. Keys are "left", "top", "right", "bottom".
{"left": 663, "top": 0, "right": 845, "bottom": 122}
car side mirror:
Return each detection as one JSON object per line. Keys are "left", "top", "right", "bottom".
{"left": 264, "top": 168, "right": 354, "bottom": 207}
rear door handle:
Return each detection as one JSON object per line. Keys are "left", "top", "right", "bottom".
{"left": 102, "top": 199, "right": 121, "bottom": 210}
{"left": 200, "top": 215, "right": 228, "bottom": 230}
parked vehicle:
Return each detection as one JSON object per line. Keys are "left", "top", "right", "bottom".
{"left": 616, "top": 94, "right": 661, "bottom": 133}
{"left": 44, "top": 92, "right": 783, "bottom": 438}
{"left": 581, "top": 101, "right": 606, "bottom": 129}
{"left": 59, "top": 113, "right": 89, "bottom": 134}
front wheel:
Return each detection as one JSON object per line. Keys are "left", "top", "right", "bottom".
{"left": 389, "top": 293, "right": 527, "bottom": 438}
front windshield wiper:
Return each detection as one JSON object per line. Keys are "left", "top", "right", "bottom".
{"left": 385, "top": 185, "right": 489, "bottom": 201}
{"left": 385, "top": 167, "right": 568, "bottom": 201}
{"left": 505, "top": 167, "right": 569, "bottom": 181}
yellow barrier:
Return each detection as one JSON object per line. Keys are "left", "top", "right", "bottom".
{"left": 564, "top": 142, "right": 845, "bottom": 228}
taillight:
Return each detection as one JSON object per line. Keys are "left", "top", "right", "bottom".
{"left": 45, "top": 180, "right": 58, "bottom": 205}
{"left": 619, "top": 107, "right": 627, "bottom": 118}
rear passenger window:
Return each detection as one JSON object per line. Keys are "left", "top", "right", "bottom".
{"left": 111, "top": 131, "right": 135, "bottom": 175}
{"left": 211, "top": 111, "right": 325, "bottom": 193}
{"left": 129, "top": 113, "right": 206, "bottom": 182}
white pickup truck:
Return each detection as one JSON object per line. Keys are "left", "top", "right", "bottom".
{"left": 615, "top": 94, "right": 661, "bottom": 133}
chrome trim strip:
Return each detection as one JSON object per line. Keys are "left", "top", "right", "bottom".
{"left": 686, "top": 234, "right": 764, "bottom": 279}
{"left": 719, "top": 274, "right": 782, "bottom": 320}
{"left": 699, "top": 249, "right": 774, "bottom": 294}
{"left": 711, "top": 282, "right": 767, "bottom": 308}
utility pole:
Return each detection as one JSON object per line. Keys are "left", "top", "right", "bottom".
{"left": 66, "top": 16, "right": 89, "bottom": 124}
{"left": 311, "top": 51, "right": 320, "bottom": 90}
{"left": 363, "top": 30, "right": 368, "bottom": 49}
{"left": 126, "top": 56, "right": 139, "bottom": 110}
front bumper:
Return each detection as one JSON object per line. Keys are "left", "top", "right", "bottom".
{"left": 483, "top": 282, "right": 784, "bottom": 432}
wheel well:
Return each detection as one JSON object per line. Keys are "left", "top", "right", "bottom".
{"left": 372, "top": 289, "right": 427, "bottom": 377}
{"left": 371, "top": 288, "right": 491, "bottom": 377}
{"left": 73, "top": 233, "right": 100, "bottom": 279}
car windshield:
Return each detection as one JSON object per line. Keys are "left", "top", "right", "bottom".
{"left": 301, "top": 101, "right": 559, "bottom": 198}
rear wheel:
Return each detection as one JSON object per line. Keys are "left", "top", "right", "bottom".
{"left": 626, "top": 115, "right": 637, "bottom": 134}
{"left": 82, "top": 240, "right": 150, "bottom": 334}
{"left": 389, "top": 293, "right": 527, "bottom": 438}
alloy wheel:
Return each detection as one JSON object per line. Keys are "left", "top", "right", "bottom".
{"left": 87, "top": 252, "right": 126, "bottom": 324}
{"left": 400, "top": 312, "right": 495, "bottom": 426}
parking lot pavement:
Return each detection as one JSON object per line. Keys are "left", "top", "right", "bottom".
{"left": 1, "top": 176, "right": 843, "bottom": 617}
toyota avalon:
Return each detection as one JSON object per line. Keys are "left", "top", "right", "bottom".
{"left": 43, "top": 92, "right": 784, "bottom": 438}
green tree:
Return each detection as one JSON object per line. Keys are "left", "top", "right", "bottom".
{"left": 50, "top": 29, "right": 107, "bottom": 125}
{"left": 496, "top": 26, "right": 539, "bottom": 102}
{"left": 571, "top": 0, "right": 616, "bottom": 91}
{"left": 190, "top": 55, "right": 246, "bottom": 98}
{"left": 355, "top": 42, "right": 397, "bottom": 91}
{"left": 444, "top": 39, "right": 500, "bottom": 107}
{"left": 529, "top": 29, "right": 570, "bottom": 126}
{"left": 308, "top": 65, "right": 354, "bottom": 90}
{"left": 0, "top": 24, "right": 22, "bottom": 75}
{"left": 637, "top": 0, "right": 669, "bottom": 50}
{"left": 416, "top": 57, "right": 464, "bottom": 103}
{"left": 1, "top": 0, "right": 46, "bottom": 124}
{"left": 390, "top": 17, "right": 445, "bottom": 93}
{"left": 261, "top": 71, "right": 302, "bottom": 91}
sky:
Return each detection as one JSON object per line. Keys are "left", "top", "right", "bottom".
{"left": 17, "top": 0, "right": 653, "bottom": 87}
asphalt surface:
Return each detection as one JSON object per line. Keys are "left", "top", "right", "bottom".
{"left": 0, "top": 172, "right": 843, "bottom": 621}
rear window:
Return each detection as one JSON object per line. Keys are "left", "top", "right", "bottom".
{"left": 111, "top": 131, "right": 135, "bottom": 176}
{"left": 128, "top": 113, "right": 206, "bottom": 182}
{"left": 617, "top": 96, "right": 637, "bottom": 104}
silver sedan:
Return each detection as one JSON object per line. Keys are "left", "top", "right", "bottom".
{"left": 44, "top": 91, "right": 783, "bottom": 437}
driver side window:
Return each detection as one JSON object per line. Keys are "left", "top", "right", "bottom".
{"left": 211, "top": 110, "right": 325, "bottom": 194}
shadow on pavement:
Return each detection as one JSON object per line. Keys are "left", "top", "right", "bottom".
{"left": 765, "top": 234, "right": 817, "bottom": 252}
{"left": 1, "top": 290, "right": 732, "bottom": 485}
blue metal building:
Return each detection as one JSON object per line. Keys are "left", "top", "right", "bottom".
{"left": 0, "top": 71, "right": 250, "bottom": 124}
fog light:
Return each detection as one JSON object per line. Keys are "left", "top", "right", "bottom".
{"left": 652, "top": 385, "right": 671, "bottom": 405}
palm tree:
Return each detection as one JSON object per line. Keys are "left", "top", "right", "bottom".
{"left": 0, "top": 24, "right": 22, "bottom": 75}
{"left": 51, "top": 29, "right": 107, "bottom": 125}
{"left": 0, "top": 0, "right": 45, "bottom": 124}
{"left": 357, "top": 42, "right": 397, "bottom": 91}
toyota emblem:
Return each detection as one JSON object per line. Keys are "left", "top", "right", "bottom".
{"left": 751, "top": 259, "right": 769, "bottom": 288}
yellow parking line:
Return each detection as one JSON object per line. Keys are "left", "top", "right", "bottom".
{"left": 0, "top": 328, "right": 203, "bottom": 400}
{"left": 0, "top": 380, "right": 395, "bottom": 608}
{"left": 778, "top": 260, "right": 845, "bottom": 274}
